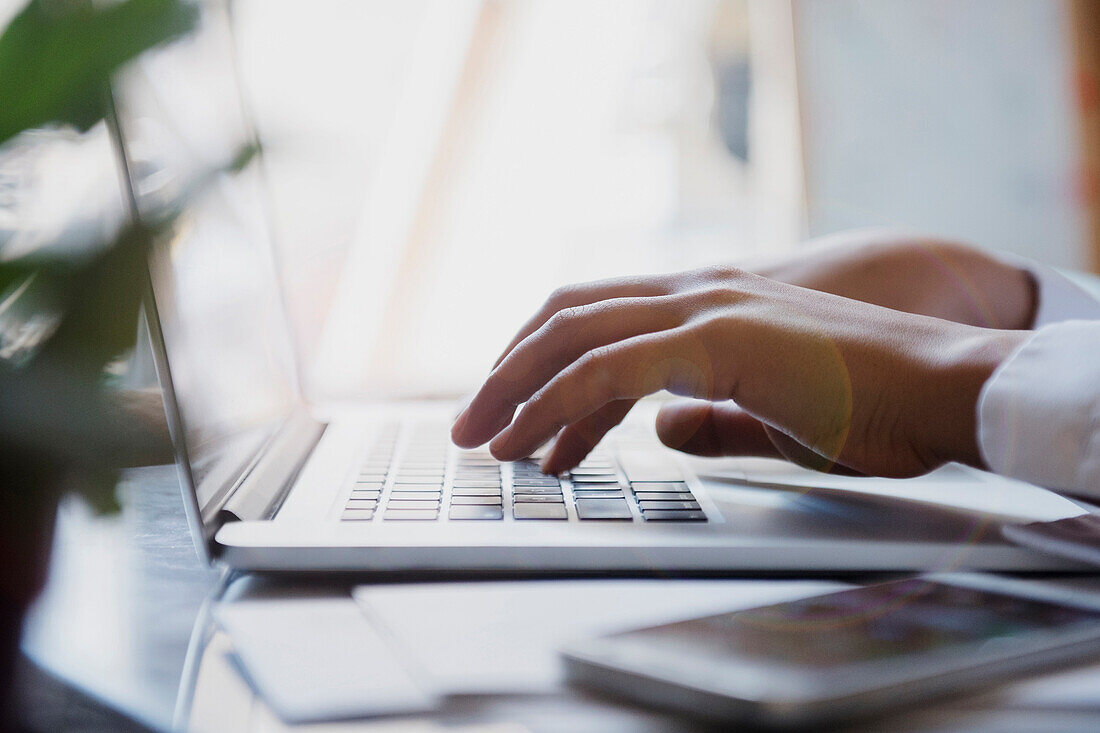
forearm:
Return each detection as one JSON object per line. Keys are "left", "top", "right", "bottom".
{"left": 748, "top": 231, "right": 1037, "bottom": 330}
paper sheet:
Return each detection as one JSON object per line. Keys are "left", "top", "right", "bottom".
{"left": 352, "top": 579, "right": 845, "bottom": 695}
{"left": 696, "top": 458, "right": 1085, "bottom": 523}
{"left": 214, "top": 599, "right": 437, "bottom": 723}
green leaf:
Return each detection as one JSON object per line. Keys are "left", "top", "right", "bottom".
{"left": 0, "top": 0, "right": 199, "bottom": 146}
{"left": 38, "top": 219, "right": 157, "bottom": 375}
{"left": 74, "top": 468, "right": 122, "bottom": 515}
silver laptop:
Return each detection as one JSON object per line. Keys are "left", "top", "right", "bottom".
{"left": 109, "top": 3, "right": 1081, "bottom": 575}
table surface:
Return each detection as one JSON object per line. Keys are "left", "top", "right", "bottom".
{"left": 19, "top": 465, "right": 1100, "bottom": 732}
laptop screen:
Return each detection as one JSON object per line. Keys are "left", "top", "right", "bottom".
{"left": 112, "top": 4, "right": 300, "bottom": 523}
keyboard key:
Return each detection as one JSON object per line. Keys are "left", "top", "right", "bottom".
{"left": 639, "top": 500, "right": 701, "bottom": 511}
{"left": 354, "top": 480, "right": 385, "bottom": 489}
{"left": 452, "top": 479, "right": 502, "bottom": 488}
{"left": 451, "top": 487, "right": 503, "bottom": 497}
{"left": 569, "top": 467, "right": 618, "bottom": 477}
{"left": 633, "top": 492, "right": 696, "bottom": 502}
{"left": 513, "top": 503, "right": 568, "bottom": 520}
{"left": 350, "top": 489, "right": 381, "bottom": 500}
{"left": 512, "top": 478, "right": 561, "bottom": 487}
{"left": 509, "top": 486, "right": 562, "bottom": 495}
{"left": 389, "top": 491, "right": 441, "bottom": 500}
{"left": 642, "top": 510, "right": 707, "bottom": 522}
{"left": 449, "top": 506, "right": 504, "bottom": 520}
{"left": 388, "top": 499, "right": 441, "bottom": 510}
{"left": 395, "top": 474, "right": 445, "bottom": 483}
{"left": 383, "top": 509, "right": 439, "bottom": 521}
{"left": 630, "top": 481, "right": 690, "bottom": 492}
{"left": 512, "top": 494, "right": 565, "bottom": 503}
{"left": 346, "top": 499, "right": 379, "bottom": 509}
{"left": 577, "top": 459, "right": 614, "bottom": 469}
{"left": 341, "top": 509, "right": 375, "bottom": 521}
{"left": 570, "top": 476, "right": 621, "bottom": 485}
{"left": 451, "top": 495, "right": 503, "bottom": 506}
{"left": 570, "top": 489, "right": 624, "bottom": 500}
{"left": 392, "top": 483, "right": 445, "bottom": 492}
{"left": 575, "top": 499, "right": 633, "bottom": 520}
{"left": 357, "top": 473, "right": 387, "bottom": 482}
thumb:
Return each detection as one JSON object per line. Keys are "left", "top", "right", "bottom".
{"left": 655, "top": 400, "right": 782, "bottom": 458}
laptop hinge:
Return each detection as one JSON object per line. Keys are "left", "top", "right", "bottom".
{"left": 218, "top": 411, "right": 326, "bottom": 524}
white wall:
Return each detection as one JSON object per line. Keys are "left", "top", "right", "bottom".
{"left": 796, "top": 0, "right": 1087, "bottom": 269}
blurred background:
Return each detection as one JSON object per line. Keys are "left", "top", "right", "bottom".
{"left": 231, "top": 0, "right": 1095, "bottom": 400}
{"left": 3, "top": 0, "right": 1094, "bottom": 402}
{"left": 235, "top": 0, "right": 803, "bottom": 400}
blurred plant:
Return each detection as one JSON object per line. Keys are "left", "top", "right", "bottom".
{"left": 0, "top": 0, "right": 262, "bottom": 719}
{"left": 0, "top": 0, "right": 196, "bottom": 518}
{"left": 0, "top": 0, "right": 253, "bottom": 514}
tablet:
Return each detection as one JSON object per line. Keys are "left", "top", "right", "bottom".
{"left": 561, "top": 575, "right": 1100, "bottom": 728}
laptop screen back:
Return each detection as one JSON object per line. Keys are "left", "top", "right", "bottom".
{"left": 112, "top": 4, "right": 300, "bottom": 530}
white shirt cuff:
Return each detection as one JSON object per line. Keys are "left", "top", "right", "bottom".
{"left": 978, "top": 321, "right": 1100, "bottom": 496}
{"left": 990, "top": 251, "right": 1100, "bottom": 326}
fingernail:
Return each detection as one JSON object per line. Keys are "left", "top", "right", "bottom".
{"left": 451, "top": 408, "right": 469, "bottom": 437}
{"left": 488, "top": 426, "right": 513, "bottom": 458}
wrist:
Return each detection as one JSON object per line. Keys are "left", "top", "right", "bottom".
{"left": 926, "top": 328, "right": 1030, "bottom": 469}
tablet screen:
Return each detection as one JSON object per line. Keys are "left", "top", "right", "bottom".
{"left": 612, "top": 579, "right": 1100, "bottom": 670}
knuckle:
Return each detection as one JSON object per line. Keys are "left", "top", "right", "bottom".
{"left": 573, "top": 346, "right": 614, "bottom": 389}
{"left": 704, "top": 264, "right": 747, "bottom": 283}
{"left": 581, "top": 345, "right": 623, "bottom": 400}
{"left": 694, "top": 285, "right": 739, "bottom": 307}
{"left": 691, "top": 311, "right": 739, "bottom": 340}
{"left": 578, "top": 344, "right": 614, "bottom": 372}
{"left": 543, "top": 303, "right": 596, "bottom": 337}
{"left": 547, "top": 283, "right": 580, "bottom": 307}
{"left": 481, "top": 367, "right": 510, "bottom": 398}
{"left": 542, "top": 308, "right": 572, "bottom": 334}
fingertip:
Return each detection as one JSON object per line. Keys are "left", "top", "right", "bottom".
{"left": 450, "top": 411, "right": 471, "bottom": 445}
{"left": 488, "top": 427, "right": 516, "bottom": 461}
{"left": 539, "top": 455, "right": 565, "bottom": 476}
{"left": 655, "top": 400, "right": 711, "bottom": 451}
{"left": 451, "top": 435, "right": 483, "bottom": 450}
{"left": 540, "top": 435, "right": 582, "bottom": 475}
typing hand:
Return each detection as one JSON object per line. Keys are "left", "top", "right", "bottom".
{"left": 451, "top": 265, "right": 1027, "bottom": 477}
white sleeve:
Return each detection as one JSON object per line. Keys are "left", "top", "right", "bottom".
{"left": 978, "top": 321, "right": 1100, "bottom": 496}
{"left": 992, "top": 252, "right": 1100, "bottom": 325}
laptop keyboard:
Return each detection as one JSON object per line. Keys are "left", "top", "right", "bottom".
{"left": 339, "top": 424, "right": 707, "bottom": 523}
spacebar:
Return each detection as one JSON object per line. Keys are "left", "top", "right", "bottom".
{"left": 616, "top": 450, "right": 684, "bottom": 483}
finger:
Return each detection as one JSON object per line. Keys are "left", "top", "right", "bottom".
{"left": 489, "top": 327, "right": 712, "bottom": 461}
{"left": 762, "top": 425, "right": 865, "bottom": 476}
{"left": 655, "top": 400, "right": 781, "bottom": 458}
{"left": 453, "top": 296, "right": 685, "bottom": 448}
{"left": 656, "top": 399, "right": 865, "bottom": 475}
{"left": 541, "top": 399, "right": 637, "bottom": 474}
{"left": 490, "top": 275, "right": 682, "bottom": 370}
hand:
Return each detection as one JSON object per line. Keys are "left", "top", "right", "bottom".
{"left": 451, "top": 265, "right": 1028, "bottom": 477}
